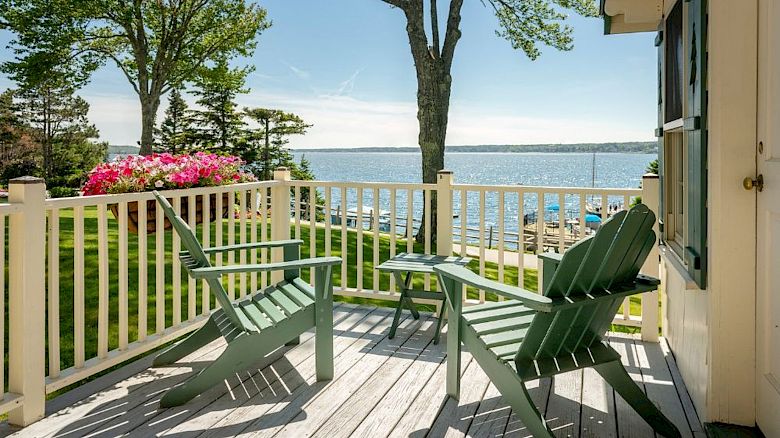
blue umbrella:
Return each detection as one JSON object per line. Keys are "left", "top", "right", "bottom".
{"left": 585, "top": 214, "right": 602, "bottom": 223}
{"left": 545, "top": 204, "right": 560, "bottom": 212}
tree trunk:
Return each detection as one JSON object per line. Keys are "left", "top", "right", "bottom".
{"left": 139, "top": 95, "right": 160, "bottom": 156}
{"left": 414, "top": 61, "right": 451, "bottom": 243}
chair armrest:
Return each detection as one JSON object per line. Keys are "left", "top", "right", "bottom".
{"left": 202, "top": 239, "right": 303, "bottom": 255}
{"left": 538, "top": 251, "right": 563, "bottom": 293}
{"left": 434, "top": 264, "right": 553, "bottom": 312}
{"left": 190, "top": 256, "right": 342, "bottom": 279}
{"left": 538, "top": 251, "right": 563, "bottom": 264}
{"left": 548, "top": 274, "right": 661, "bottom": 311}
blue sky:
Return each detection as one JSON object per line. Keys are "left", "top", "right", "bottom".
{"left": 0, "top": 0, "right": 657, "bottom": 148}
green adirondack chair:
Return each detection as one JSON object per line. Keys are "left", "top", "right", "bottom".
{"left": 434, "top": 204, "right": 681, "bottom": 438}
{"left": 151, "top": 191, "right": 341, "bottom": 407}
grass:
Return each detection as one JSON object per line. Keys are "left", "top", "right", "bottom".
{"left": 3, "top": 206, "right": 645, "bottom": 397}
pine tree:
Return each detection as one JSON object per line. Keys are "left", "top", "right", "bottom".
{"left": 156, "top": 88, "right": 193, "bottom": 154}
{"left": 190, "top": 59, "right": 250, "bottom": 156}
{"left": 244, "top": 108, "right": 311, "bottom": 180}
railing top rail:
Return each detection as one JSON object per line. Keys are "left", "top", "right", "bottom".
{"left": 286, "top": 180, "right": 436, "bottom": 190}
{"left": 452, "top": 183, "right": 642, "bottom": 195}
{"left": 44, "top": 181, "right": 279, "bottom": 209}
{"left": 0, "top": 203, "right": 23, "bottom": 215}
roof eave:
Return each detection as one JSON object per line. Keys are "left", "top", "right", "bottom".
{"left": 600, "top": 0, "right": 663, "bottom": 35}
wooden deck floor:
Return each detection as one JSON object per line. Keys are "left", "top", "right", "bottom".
{"left": 2, "top": 303, "right": 703, "bottom": 438}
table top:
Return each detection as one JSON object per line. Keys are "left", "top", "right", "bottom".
{"left": 376, "top": 253, "right": 472, "bottom": 274}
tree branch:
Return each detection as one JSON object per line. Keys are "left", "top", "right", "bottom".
{"left": 441, "top": 0, "right": 464, "bottom": 69}
{"left": 381, "top": 0, "right": 406, "bottom": 8}
{"left": 430, "top": 0, "right": 440, "bottom": 55}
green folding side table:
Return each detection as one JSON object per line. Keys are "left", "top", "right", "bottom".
{"left": 376, "top": 253, "right": 471, "bottom": 344}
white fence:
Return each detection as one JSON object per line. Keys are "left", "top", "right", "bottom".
{"left": 0, "top": 169, "right": 659, "bottom": 426}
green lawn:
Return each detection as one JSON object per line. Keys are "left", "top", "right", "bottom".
{"left": 3, "top": 206, "right": 644, "bottom": 396}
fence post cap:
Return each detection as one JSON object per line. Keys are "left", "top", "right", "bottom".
{"left": 642, "top": 173, "right": 659, "bottom": 179}
{"left": 9, "top": 176, "right": 45, "bottom": 185}
{"left": 437, "top": 169, "right": 453, "bottom": 175}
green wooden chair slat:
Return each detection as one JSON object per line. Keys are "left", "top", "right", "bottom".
{"left": 253, "top": 293, "right": 286, "bottom": 324}
{"left": 291, "top": 278, "right": 317, "bottom": 299}
{"left": 150, "top": 191, "right": 340, "bottom": 408}
{"left": 435, "top": 204, "right": 682, "bottom": 438}
{"left": 279, "top": 281, "right": 315, "bottom": 307}
{"left": 470, "top": 312, "right": 535, "bottom": 336}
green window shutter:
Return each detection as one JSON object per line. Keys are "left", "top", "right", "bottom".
{"left": 685, "top": 0, "right": 707, "bottom": 289}
{"left": 656, "top": 27, "right": 665, "bottom": 237}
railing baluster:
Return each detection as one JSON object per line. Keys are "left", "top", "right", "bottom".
{"left": 155, "top": 201, "right": 165, "bottom": 334}
{"left": 172, "top": 197, "right": 182, "bottom": 326}
{"left": 424, "top": 189, "right": 431, "bottom": 290}
{"left": 203, "top": 192, "right": 211, "bottom": 314}
{"left": 310, "top": 184, "right": 317, "bottom": 285}
{"left": 73, "top": 207, "right": 85, "bottom": 368}
{"left": 497, "top": 191, "right": 505, "bottom": 292}
{"left": 250, "top": 189, "right": 258, "bottom": 294}
{"left": 47, "top": 209, "right": 60, "bottom": 376}
{"left": 294, "top": 185, "right": 301, "bottom": 240}
{"left": 340, "top": 187, "right": 348, "bottom": 290}
{"left": 215, "top": 191, "right": 223, "bottom": 308}
{"left": 389, "top": 188, "right": 396, "bottom": 293}
{"left": 373, "top": 188, "right": 380, "bottom": 293}
{"left": 356, "top": 188, "right": 364, "bottom": 291}
{"left": 517, "top": 190, "right": 525, "bottom": 288}
{"left": 117, "top": 202, "right": 128, "bottom": 351}
{"left": 239, "top": 190, "right": 247, "bottom": 298}
{"left": 478, "top": 190, "right": 486, "bottom": 303}
{"left": 579, "top": 193, "right": 587, "bottom": 240}
{"left": 536, "top": 192, "right": 544, "bottom": 255}
{"left": 624, "top": 194, "right": 630, "bottom": 211}
{"left": 0, "top": 213, "right": 4, "bottom": 390}
{"left": 227, "top": 190, "right": 235, "bottom": 300}
{"left": 137, "top": 202, "right": 147, "bottom": 341}
{"left": 461, "top": 190, "right": 468, "bottom": 303}
{"left": 406, "top": 189, "right": 414, "bottom": 255}
{"left": 188, "top": 195, "right": 197, "bottom": 319}
{"left": 558, "top": 192, "right": 566, "bottom": 254}
{"left": 601, "top": 192, "right": 609, "bottom": 221}
{"left": 260, "top": 187, "right": 268, "bottom": 289}
{"left": 325, "top": 187, "right": 332, "bottom": 258}
{"left": 97, "top": 205, "right": 109, "bottom": 359}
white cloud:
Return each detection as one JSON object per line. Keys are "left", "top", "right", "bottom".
{"left": 77, "top": 89, "right": 652, "bottom": 147}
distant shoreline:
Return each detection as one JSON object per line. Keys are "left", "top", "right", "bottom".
{"left": 107, "top": 141, "right": 658, "bottom": 156}
{"left": 292, "top": 142, "right": 657, "bottom": 154}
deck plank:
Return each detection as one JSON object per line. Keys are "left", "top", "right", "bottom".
{"left": 580, "top": 366, "right": 618, "bottom": 438}
{"left": 189, "top": 306, "right": 396, "bottom": 438}
{"left": 608, "top": 334, "right": 656, "bottom": 438}
{"left": 546, "top": 369, "right": 583, "bottom": 437}
{"left": 634, "top": 336, "right": 694, "bottom": 438}
{"left": 426, "top": 355, "right": 492, "bottom": 437}
{"left": 1, "top": 303, "right": 701, "bottom": 438}
{"left": 311, "top": 318, "right": 441, "bottom": 438}
{"left": 125, "top": 303, "right": 360, "bottom": 437}
{"left": 235, "top": 311, "right": 422, "bottom": 437}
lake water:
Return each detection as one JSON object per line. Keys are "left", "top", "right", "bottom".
{"left": 291, "top": 151, "right": 656, "bottom": 245}
{"left": 292, "top": 151, "right": 655, "bottom": 188}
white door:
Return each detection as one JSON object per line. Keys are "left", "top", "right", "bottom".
{"left": 756, "top": 1, "right": 780, "bottom": 435}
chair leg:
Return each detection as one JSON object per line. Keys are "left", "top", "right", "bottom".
{"left": 160, "top": 341, "right": 247, "bottom": 407}
{"left": 594, "top": 360, "right": 682, "bottom": 438}
{"left": 153, "top": 317, "right": 220, "bottom": 366}
{"left": 433, "top": 302, "right": 446, "bottom": 345}
{"left": 503, "top": 382, "right": 554, "bottom": 438}
{"left": 446, "top": 315, "right": 462, "bottom": 399}
{"left": 314, "top": 266, "right": 334, "bottom": 381}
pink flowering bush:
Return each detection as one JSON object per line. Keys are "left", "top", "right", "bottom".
{"left": 82, "top": 152, "right": 255, "bottom": 196}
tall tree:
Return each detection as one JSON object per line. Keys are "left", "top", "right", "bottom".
{"left": 189, "top": 59, "right": 250, "bottom": 155}
{"left": 244, "top": 108, "right": 311, "bottom": 180}
{"left": 156, "top": 88, "right": 193, "bottom": 154}
{"left": 0, "top": 0, "right": 270, "bottom": 155}
{"left": 380, "top": 0, "right": 597, "bottom": 239}
{"left": 15, "top": 80, "right": 98, "bottom": 180}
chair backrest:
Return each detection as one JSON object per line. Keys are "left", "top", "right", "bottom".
{"left": 152, "top": 191, "right": 243, "bottom": 328}
{"left": 516, "top": 204, "right": 656, "bottom": 364}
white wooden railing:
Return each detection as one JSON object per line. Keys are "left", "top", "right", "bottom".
{"left": 0, "top": 169, "right": 659, "bottom": 426}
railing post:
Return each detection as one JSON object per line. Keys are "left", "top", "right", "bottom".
{"left": 271, "top": 168, "right": 292, "bottom": 283}
{"left": 436, "top": 170, "right": 454, "bottom": 256}
{"left": 641, "top": 173, "right": 660, "bottom": 342}
{"left": 8, "top": 177, "right": 46, "bottom": 426}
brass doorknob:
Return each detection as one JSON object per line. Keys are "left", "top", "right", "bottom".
{"left": 743, "top": 175, "right": 764, "bottom": 192}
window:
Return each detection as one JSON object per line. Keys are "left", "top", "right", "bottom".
{"left": 664, "top": 132, "right": 686, "bottom": 256}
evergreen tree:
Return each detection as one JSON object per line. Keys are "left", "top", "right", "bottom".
{"left": 156, "top": 89, "right": 193, "bottom": 154}
{"left": 243, "top": 108, "right": 311, "bottom": 180}
{"left": 190, "top": 59, "right": 250, "bottom": 156}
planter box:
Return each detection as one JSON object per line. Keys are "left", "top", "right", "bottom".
{"left": 110, "top": 192, "right": 232, "bottom": 234}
